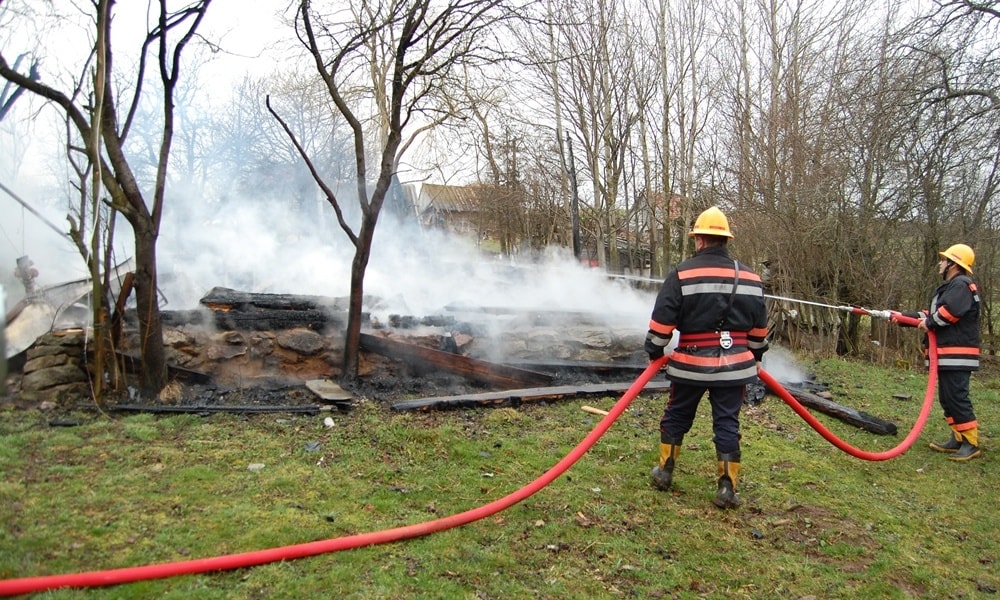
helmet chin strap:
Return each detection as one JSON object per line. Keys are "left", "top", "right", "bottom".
{"left": 942, "top": 261, "right": 956, "bottom": 281}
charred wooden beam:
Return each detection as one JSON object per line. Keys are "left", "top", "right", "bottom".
{"left": 391, "top": 380, "right": 671, "bottom": 411}
{"left": 777, "top": 384, "right": 898, "bottom": 436}
{"left": 109, "top": 404, "right": 330, "bottom": 415}
{"left": 393, "top": 372, "right": 898, "bottom": 437}
{"left": 200, "top": 286, "right": 332, "bottom": 310}
{"left": 360, "top": 333, "right": 554, "bottom": 389}
{"left": 198, "top": 286, "right": 343, "bottom": 332}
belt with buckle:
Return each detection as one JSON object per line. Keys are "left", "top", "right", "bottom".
{"left": 678, "top": 331, "right": 747, "bottom": 350}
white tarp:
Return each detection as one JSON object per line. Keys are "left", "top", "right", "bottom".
{"left": 3, "top": 258, "right": 134, "bottom": 359}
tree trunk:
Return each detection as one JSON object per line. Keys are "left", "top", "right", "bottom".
{"left": 342, "top": 211, "right": 378, "bottom": 382}
{"left": 132, "top": 227, "right": 167, "bottom": 396}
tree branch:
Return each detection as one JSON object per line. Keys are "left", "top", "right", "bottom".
{"left": 265, "top": 94, "right": 360, "bottom": 247}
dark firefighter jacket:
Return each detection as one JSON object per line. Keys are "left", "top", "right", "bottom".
{"left": 645, "top": 245, "right": 769, "bottom": 386}
{"left": 906, "top": 274, "right": 980, "bottom": 371}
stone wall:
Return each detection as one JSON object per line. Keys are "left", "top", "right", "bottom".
{"left": 20, "top": 331, "right": 91, "bottom": 408}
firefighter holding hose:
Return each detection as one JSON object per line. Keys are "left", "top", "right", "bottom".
{"left": 645, "top": 207, "right": 770, "bottom": 508}
{"left": 893, "top": 243, "right": 983, "bottom": 461}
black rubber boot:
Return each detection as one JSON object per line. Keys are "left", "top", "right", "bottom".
{"left": 946, "top": 427, "right": 982, "bottom": 461}
{"left": 949, "top": 441, "right": 982, "bottom": 461}
{"left": 929, "top": 428, "right": 961, "bottom": 453}
{"left": 713, "top": 452, "right": 741, "bottom": 509}
{"left": 651, "top": 440, "right": 680, "bottom": 491}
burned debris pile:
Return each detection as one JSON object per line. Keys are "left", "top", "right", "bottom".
{"left": 4, "top": 284, "right": 898, "bottom": 436}
{"left": 100, "top": 286, "right": 652, "bottom": 412}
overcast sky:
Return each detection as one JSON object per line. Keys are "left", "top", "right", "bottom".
{"left": 1, "top": 1, "right": 295, "bottom": 295}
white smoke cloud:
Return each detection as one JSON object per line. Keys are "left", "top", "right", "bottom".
{"left": 761, "top": 345, "right": 808, "bottom": 384}
{"left": 0, "top": 183, "right": 93, "bottom": 306}
{"left": 155, "top": 189, "right": 656, "bottom": 332}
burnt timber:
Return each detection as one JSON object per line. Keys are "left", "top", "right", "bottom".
{"left": 109, "top": 404, "right": 329, "bottom": 415}
{"left": 359, "top": 333, "right": 553, "bottom": 389}
{"left": 199, "top": 286, "right": 343, "bottom": 332}
{"left": 779, "top": 384, "right": 898, "bottom": 435}
{"left": 390, "top": 363, "right": 897, "bottom": 436}
{"left": 146, "top": 286, "right": 893, "bottom": 434}
{"left": 391, "top": 380, "right": 672, "bottom": 411}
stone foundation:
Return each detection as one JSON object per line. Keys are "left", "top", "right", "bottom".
{"left": 19, "top": 331, "right": 91, "bottom": 408}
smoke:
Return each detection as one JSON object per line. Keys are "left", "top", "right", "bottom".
{"left": 3, "top": 173, "right": 815, "bottom": 382}
{"left": 761, "top": 345, "right": 808, "bottom": 384}
{"left": 153, "top": 188, "right": 657, "bottom": 332}
{"left": 0, "top": 183, "right": 93, "bottom": 306}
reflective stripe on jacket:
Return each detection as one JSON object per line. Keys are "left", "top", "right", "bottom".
{"left": 925, "top": 275, "right": 980, "bottom": 371}
{"left": 648, "top": 245, "right": 769, "bottom": 386}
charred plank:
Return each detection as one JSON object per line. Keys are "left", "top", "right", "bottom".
{"left": 777, "top": 384, "right": 898, "bottom": 435}
{"left": 198, "top": 287, "right": 343, "bottom": 332}
{"left": 360, "top": 333, "right": 554, "bottom": 389}
{"left": 200, "top": 286, "right": 331, "bottom": 311}
{"left": 391, "top": 380, "right": 671, "bottom": 411}
{"left": 108, "top": 404, "right": 328, "bottom": 415}
{"left": 212, "top": 308, "right": 333, "bottom": 332}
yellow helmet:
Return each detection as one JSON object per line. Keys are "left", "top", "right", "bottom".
{"left": 689, "top": 206, "right": 734, "bottom": 238}
{"left": 939, "top": 243, "right": 974, "bottom": 274}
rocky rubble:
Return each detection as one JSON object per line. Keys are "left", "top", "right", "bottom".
{"left": 3, "top": 303, "right": 651, "bottom": 411}
{"left": 18, "top": 331, "right": 90, "bottom": 409}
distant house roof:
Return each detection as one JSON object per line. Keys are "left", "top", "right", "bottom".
{"left": 419, "top": 183, "right": 480, "bottom": 214}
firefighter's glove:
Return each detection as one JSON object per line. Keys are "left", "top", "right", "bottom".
{"left": 645, "top": 330, "right": 670, "bottom": 361}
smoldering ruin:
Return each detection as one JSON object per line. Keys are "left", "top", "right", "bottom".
{"left": 115, "top": 283, "right": 658, "bottom": 411}
{"left": 0, "top": 191, "right": 897, "bottom": 433}
{"left": 4, "top": 263, "right": 898, "bottom": 437}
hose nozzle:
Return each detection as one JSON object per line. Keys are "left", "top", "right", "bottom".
{"left": 867, "top": 309, "right": 894, "bottom": 319}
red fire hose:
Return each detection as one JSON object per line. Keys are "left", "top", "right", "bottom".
{"left": 758, "top": 313, "right": 937, "bottom": 461}
{"left": 0, "top": 358, "right": 669, "bottom": 597}
{"left": 760, "top": 325, "right": 937, "bottom": 461}
{"left": 0, "top": 318, "right": 937, "bottom": 596}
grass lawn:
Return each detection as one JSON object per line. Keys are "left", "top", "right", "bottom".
{"left": 1, "top": 354, "right": 998, "bottom": 599}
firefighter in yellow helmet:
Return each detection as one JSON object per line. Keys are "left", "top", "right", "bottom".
{"left": 645, "top": 206, "right": 770, "bottom": 508}
{"left": 893, "top": 243, "right": 982, "bottom": 460}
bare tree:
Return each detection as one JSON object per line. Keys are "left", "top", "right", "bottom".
{"left": 267, "top": 0, "right": 523, "bottom": 381}
{"left": 0, "top": 0, "right": 214, "bottom": 397}
{"left": 543, "top": 0, "right": 646, "bottom": 272}
{"left": 0, "top": 53, "right": 38, "bottom": 121}
{"left": 912, "top": 0, "right": 1000, "bottom": 280}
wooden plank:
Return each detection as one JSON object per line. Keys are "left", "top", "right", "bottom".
{"left": 198, "top": 287, "right": 342, "bottom": 332}
{"left": 778, "top": 384, "right": 898, "bottom": 436}
{"left": 360, "top": 333, "right": 554, "bottom": 389}
{"left": 199, "top": 286, "right": 332, "bottom": 311}
{"left": 393, "top": 375, "right": 898, "bottom": 437}
{"left": 109, "top": 404, "right": 330, "bottom": 415}
{"left": 305, "top": 379, "right": 354, "bottom": 402}
{"left": 391, "top": 380, "right": 672, "bottom": 411}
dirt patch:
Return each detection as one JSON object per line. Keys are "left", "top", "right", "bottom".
{"left": 749, "top": 503, "right": 881, "bottom": 571}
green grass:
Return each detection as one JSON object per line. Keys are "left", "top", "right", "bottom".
{"left": 1, "top": 355, "right": 998, "bottom": 599}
